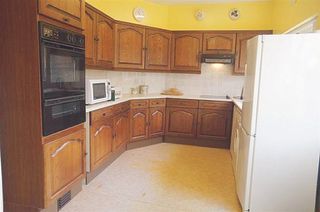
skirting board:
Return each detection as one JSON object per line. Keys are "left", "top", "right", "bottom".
{"left": 164, "top": 136, "right": 230, "bottom": 149}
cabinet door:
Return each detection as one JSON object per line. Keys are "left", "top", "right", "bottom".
{"left": 96, "top": 14, "right": 114, "bottom": 69}
{"left": 84, "top": 7, "right": 96, "bottom": 66}
{"left": 113, "top": 111, "right": 130, "bottom": 151}
{"left": 197, "top": 109, "right": 232, "bottom": 141}
{"left": 44, "top": 129, "right": 85, "bottom": 202}
{"left": 38, "top": 0, "right": 85, "bottom": 29}
{"left": 130, "top": 108, "right": 149, "bottom": 142}
{"left": 234, "top": 32, "right": 260, "bottom": 75}
{"left": 114, "top": 24, "right": 145, "bottom": 69}
{"left": 171, "top": 32, "right": 203, "bottom": 73}
{"left": 149, "top": 107, "right": 166, "bottom": 138}
{"left": 90, "top": 119, "right": 113, "bottom": 171}
{"left": 203, "top": 33, "right": 236, "bottom": 54}
{"left": 165, "top": 107, "right": 198, "bottom": 137}
{"left": 145, "top": 29, "right": 171, "bottom": 71}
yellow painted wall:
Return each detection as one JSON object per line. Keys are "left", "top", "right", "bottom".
{"left": 167, "top": 2, "right": 273, "bottom": 30}
{"left": 86, "top": 0, "right": 320, "bottom": 33}
{"left": 272, "top": 0, "right": 320, "bottom": 33}
{"left": 86, "top": 0, "right": 169, "bottom": 29}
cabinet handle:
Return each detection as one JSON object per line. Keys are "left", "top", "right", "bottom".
{"left": 62, "top": 17, "right": 70, "bottom": 23}
{"left": 94, "top": 36, "right": 100, "bottom": 42}
{"left": 51, "top": 139, "right": 81, "bottom": 158}
{"left": 95, "top": 125, "right": 108, "bottom": 136}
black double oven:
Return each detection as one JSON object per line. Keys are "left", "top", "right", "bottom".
{"left": 39, "top": 22, "right": 85, "bottom": 136}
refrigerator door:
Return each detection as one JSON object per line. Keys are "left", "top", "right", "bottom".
{"left": 241, "top": 36, "right": 263, "bottom": 136}
{"left": 236, "top": 124, "right": 255, "bottom": 211}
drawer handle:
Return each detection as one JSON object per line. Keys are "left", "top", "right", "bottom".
{"left": 102, "top": 113, "right": 106, "bottom": 116}
{"left": 94, "top": 125, "right": 108, "bottom": 137}
{"left": 62, "top": 17, "right": 70, "bottom": 22}
{"left": 51, "top": 139, "right": 81, "bottom": 158}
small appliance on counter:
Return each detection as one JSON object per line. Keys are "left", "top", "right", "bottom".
{"left": 86, "top": 79, "right": 111, "bottom": 105}
{"left": 111, "top": 86, "right": 122, "bottom": 99}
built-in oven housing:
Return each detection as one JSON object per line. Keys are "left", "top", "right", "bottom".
{"left": 39, "top": 22, "right": 85, "bottom": 136}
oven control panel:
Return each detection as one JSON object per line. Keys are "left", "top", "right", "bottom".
{"left": 40, "top": 22, "right": 85, "bottom": 48}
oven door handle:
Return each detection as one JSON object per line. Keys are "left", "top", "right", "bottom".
{"left": 51, "top": 139, "right": 82, "bottom": 158}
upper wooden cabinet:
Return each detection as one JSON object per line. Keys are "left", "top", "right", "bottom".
{"left": 171, "top": 32, "right": 203, "bottom": 73}
{"left": 234, "top": 31, "right": 271, "bottom": 75}
{"left": 85, "top": 5, "right": 114, "bottom": 69}
{"left": 44, "top": 129, "right": 85, "bottom": 205}
{"left": 203, "top": 32, "right": 236, "bottom": 54}
{"left": 114, "top": 24, "right": 145, "bottom": 69}
{"left": 145, "top": 29, "right": 171, "bottom": 71}
{"left": 38, "top": 0, "right": 85, "bottom": 29}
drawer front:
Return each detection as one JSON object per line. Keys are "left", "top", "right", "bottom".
{"left": 91, "top": 107, "right": 113, "bottom": 123}
{"left": 149, "top": 98, "right": 166, "bottom": 107}
{"left": 199, "top": 101, "right": 233, "bottom": 111}
{"left": 121, "top": 101, "right": 130, "bottom": 111}
{"left": 130, "top": 100, "right": 149, "bottom": 109}
{"left": 112, "top": 103, "right": 123, "bottom": 115}
{"left": 166, "top": 99, "right": 199, "bottom": 109}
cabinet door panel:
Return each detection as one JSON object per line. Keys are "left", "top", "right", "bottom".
{"left": 203, "top": 33, "right": 236, "bottom": 54}
{"left": 171, "top": 33, "right": 202, "bottom": 73}
{"left": 113, "top": 111, "right": 130, "bottom": 151}
{"left": 145, "top": 29, "right": 171, "bottom": 70}
{"left": 90, "top": 120, "right": 113, "bottom": 171}
{"left": 96, "top": 14, "right": 114, "bottom": 69}
{"left": 84, "top": 7, "right": 96, "bottom": 66}
{"left": 149, "top": 107, "right": 165, "bottom": 138}
{"left": 165, "top": 107, "right": 198, "bottom": 137}
{"left": 197, "top": 109, "right": 232, "bottom": 140}
{"left": 234, "top": 33, "right": 259, "bottom": 75}
{"left": 44, "top": 129, "right": 85, "bottom": 202}
{"left": 114, "top": 24, "right": 145, "bottom": 69}
{"left": 130, "top": 108, "right": 149, "bottom": 142}
{"left": 39, "top": 0, "right": 85, "bottom": 29}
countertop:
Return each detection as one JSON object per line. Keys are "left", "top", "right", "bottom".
{"left": 86, "top": 93, "right": 242, "bottom": 113}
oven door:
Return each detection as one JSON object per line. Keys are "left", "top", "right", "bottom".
{"left": 43, "top": 96, "right": 85, "bottom": 136}
{"left": 40, "top": 40, "right": 85, "bottom": 100}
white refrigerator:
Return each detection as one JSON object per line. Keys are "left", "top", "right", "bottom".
{"left": 236, "top": 34, "right": 320, "bottom": 212}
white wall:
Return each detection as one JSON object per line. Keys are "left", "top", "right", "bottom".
{"left": 86, "top": 63, "right": 244, "bottom": 97}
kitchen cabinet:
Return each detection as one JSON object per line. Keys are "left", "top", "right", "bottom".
{"left": 114, "top": 24, "right": 145, "bottom": 69}
{"left": 171, "top": 32, "right": 203, "bottom": 73}
{"left": 44, "top": 129, "right": 85, "bottom": 204}
{"left": 230, "top": 105, "right": 241, "bottom": 173}
{"left": 165, "top": 107, "right": 198, "bottom": 137}
{"left": 197, "top": 101, "right": 233, "bottom": 142}
{"left": 145, "top": 29, "right": 171, "bottom": 71}
{"left": 90, "top": 119, "right": 113, "bottom": 171}
{"left": 113, "top": 111, "right": 130, "bottom": 151}
{"left": 130, "top": 99, "right": 166, "bottom": 142}
{"left": 203, "top": 32, "right": 236, "bottom": 54}
{"left": 38, "top": 0, "right": 85, "bottom": 29}
{"left": 85, "top": 5, "right": 114, "bottom": 69}
{"left": 149, "top": 107, "right": 166, "bottom": 138}
{"left": 234, "top": 31, "right": 272, "bottom": 74}
{"left": 130, "top": 108, "right": 149, "bottom": 142}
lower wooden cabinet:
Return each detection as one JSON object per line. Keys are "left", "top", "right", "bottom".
{"left": 197, "top": 109, "right": 232, "bottom": 140}
{"left": 90, "top": 119, "right": 113, "bottom": 171}
{"left": 130, "top": 108, "right": 149, "bottom": 142}
{"left": 113, "top": 111, "right": 130, "bottom": 151}
{"left": 44, "top": 129, "right": 85, "bottom": 204}
{"left": 149, "top": 107, "right": 166, "bottom": 138}
{"left": 165, "top": 107, "right": 198, "bottom": 137}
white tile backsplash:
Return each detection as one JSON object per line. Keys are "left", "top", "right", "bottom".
{"left": 86, "top": 63, "right": 244, "bottom": 97}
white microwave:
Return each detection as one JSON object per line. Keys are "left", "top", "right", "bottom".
{"left": 86, "top": 79, "right": 111, "bottom": 105}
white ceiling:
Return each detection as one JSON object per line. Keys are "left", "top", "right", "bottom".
{"left": 149, "top": 0, "right": 271, "bottom": 4}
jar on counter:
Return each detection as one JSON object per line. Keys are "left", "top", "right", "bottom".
{"left": 131, "top": 87, "right": 139, "bottom": 95}
{"left": 139, "top": 85, "right": 149, "bottom": 95}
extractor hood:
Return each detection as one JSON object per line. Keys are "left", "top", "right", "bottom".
{"left": 201, "top": 54, "right": 234, "bottom": 64}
